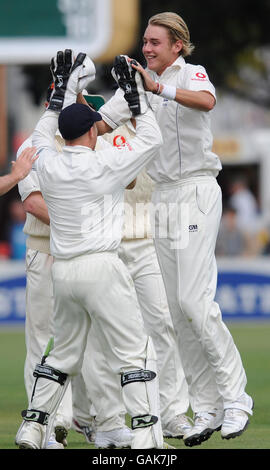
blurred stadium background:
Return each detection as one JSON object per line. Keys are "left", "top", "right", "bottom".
{"left": 0, "top": 0, "right": 270, "bottom": 450}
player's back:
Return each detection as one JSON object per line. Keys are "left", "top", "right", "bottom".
{"left": 35, "top": 144, "right": 126, "bottom": 259}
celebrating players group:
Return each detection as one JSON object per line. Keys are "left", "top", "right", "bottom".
{"left": 8, "top": 12, "right": 253, "bottom": 450}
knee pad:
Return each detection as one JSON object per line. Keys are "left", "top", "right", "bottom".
{"left": 33, "top": 363, "right": 68, "bottom": 385}
{"left": 24, "top": 362, "right": 70, "bottom": 448}
{"left": 121, "top": 369, "right": 158, "bottom": 430}
{"left": 121, "top": 337, "right": 163, "bottom": 448}
{"left": 21, "top": 409, "right": 50, "bottom": 425}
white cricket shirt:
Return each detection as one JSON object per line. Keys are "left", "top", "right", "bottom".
{"left": 145, "top": 56, "right": 222, "bottom": 183}
{"left": 32, "top": 109, "right": 162, "bottom": 259}
{"left": 100, "top": 56, "right": 222, "bottom": 184}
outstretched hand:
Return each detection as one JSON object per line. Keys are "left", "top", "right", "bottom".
{"left": 48, "top": 50, "right": 96, "bottom": 111}
{"left": 48, "top": 49, "right": 74, "bottom": 111}
{"left": 11, "top": 147, "right": 38, "bottom": 181}
{"left": 112, "top": 55, "right": 149, "bottom": 116}
{"left": 128, "top": 58, "right": 157, "bottom": 93}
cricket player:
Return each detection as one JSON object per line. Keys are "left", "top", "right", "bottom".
{"left": 16, "top": 133, "right": 73, "bottom": 449}
{"left": 0, "top": 147, "right": 37, "bottom": 196}
{"left": 15, "top": 82, "right": 85, "bottom": 449}
{"left": 71, "top": 121, "right": 192, "bottom": 447}
{"left": 15, "top": 63, "right": 153, "bottom": 450}
{"left": 16, "top": 130, "right": 140, "bottom": 450}
{"left": 16, "top": 50, "right": 165, "bottom": 449}
{"left": 97, "top": 12, "right": 253, "bottom": 447}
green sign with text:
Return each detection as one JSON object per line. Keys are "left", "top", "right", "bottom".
{"left": 0, "top": 0, "right": 112, "bottom": 63}
{"left": 0, "top": 1, "right": 65, "bottom": 37}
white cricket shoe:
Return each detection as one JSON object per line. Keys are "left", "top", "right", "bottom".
{"left": 46, "top": 433, "right": 65, "bottom": 449}
{"left": 17, "top": 421, "right": 45, "bottom": 449}
{"left": 95, "top": 425, "right": 133, "bottom": 449}
{"left": 72, "top": 418, "right": 96, "bottom": 444}
{"left": 54, "top": 425, "right": 68, "bottom": 447}
{"left": 183, "top": 410, "right": 224, "bottom": 447}
{"left": 163, "top": 414, "right": 194, "bottom": 439}
{"left": 221, "top": 394, "right": 254, "bottom": 440}
{"left": 221, "top": 409, "right": 249, "bottom": 439}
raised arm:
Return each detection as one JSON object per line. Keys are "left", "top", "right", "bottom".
{"left": 32, "top": 110, "right": 59, "bottom": 154}
{"left": 99, "top": 57, "right": 163, "bottom": 187}
{"left": 130, "top": 59, "right": 215, "bottom": 112}
{"left": 33, "top": 50, "right": 96, "bottom": 153}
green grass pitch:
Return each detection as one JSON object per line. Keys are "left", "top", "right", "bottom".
{"left": 0, "top": 322, "right": 269, "bottom": 450}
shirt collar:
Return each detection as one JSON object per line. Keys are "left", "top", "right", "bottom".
{"left": 63, "top": 145, "right": 94, "bottom": 154}
{"left": 171, "top": 55, "right": 186, "bottom": 69}
{"left": 149, "top": 55, "right": 186, "bottom": 79}
{"left": 161, "top": 55, "right": 186, "bottom": 75}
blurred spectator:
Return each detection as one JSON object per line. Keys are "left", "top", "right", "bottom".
{"left": 259, "top": 229, "right": 270, "bottom": 255}
{"left": 8, "top": 199, "right": 27, "bottom": 259}
{"left": 228, "top": 175, "right": 260, "bottom": 234}
{"left": 216, "top": 205, "right": 259, "bottom": 257}
{"left": 0, "top": 241, "right": 11, "bottom": 259}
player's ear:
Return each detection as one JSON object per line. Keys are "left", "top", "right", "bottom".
{"left": 89, "top": 125, "right": 96, "bottom": 139}
{"left": 174, "top": 40, "right": 183, "bottom": 55}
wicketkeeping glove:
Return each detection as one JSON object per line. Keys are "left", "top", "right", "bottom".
{"left": 48, "top": 49, "right": 74, "bottom": 111}
{"left": 111, "top": 55, "right": 149, "bottom": 116}
{"left": 77, "top": 55, "right": 96, "bottom": 91}
{"left": 48, "top": 51, "right": 96, "bottom": 111}
{"left": 63, "top": 53, "right": 96, "bottom": 109}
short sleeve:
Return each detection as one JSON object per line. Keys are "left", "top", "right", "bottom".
{"left": 17, "top": 136, "right": 41, "bottom": 202}
{"left": 184, "top": 64, "right": 216, "bottom": 99}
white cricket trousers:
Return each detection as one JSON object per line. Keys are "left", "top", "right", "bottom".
{"left": 118, "top": 238, "right": 189, "bottom": 425}
{"left": 151, "top": 176, "right": 251, "bottom": 414}
{"left": 31, "top": 251, "right": 163, "bottom": 449}
{"left": 73, "top": 239, "right": 189, "bottom": 431}
{"left": 24, "top": 248, "right": 72, "bottom": 429}
{"left": 72, "top": 317, "right": 127, "bottom": 431}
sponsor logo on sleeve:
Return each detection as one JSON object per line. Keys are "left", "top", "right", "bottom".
{"left": 191, "top": 72, "right": 208, "bottom": 81}
{"left": 113, "top": 135, "right": 126, "bottom": 147}
{"left": 113, "top": 135, "right": 132, "bottom": 151}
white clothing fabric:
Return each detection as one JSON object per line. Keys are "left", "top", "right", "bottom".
{"left": 96, "top": 125, "right": 155, "bottom": 240}
{"left": 146, "top": 56, "right": 221, "bottom": 182}
{"left": 73, "top": 238, "right": 189, "bottom": 431}
{"left": 33, "top": 251, "right": 163, "bottom": 448}
{"left": 72, "top": 319, "right": 127, "bottom": 431}
{"left": 17, "top": 122, "right": 167, "bottom": 438}
{"left": 71, "top": 123, "right": 189, "bottom": 431}
{"left": 99, "top": 56, "right": 221, "bottom": 183}
{"left": 18, "top": 137, "right": 51, "bottom": 254}
{"left": 47, "top": 252, "right": 147, "bottom": 375}
{"left": 100, "top": 125, "right": 190, "bottom": 425}
{"left": 24, "top": 248, "right": 54, "bottom": 395}
{"left": 118, "top": 238, "right": 189, "bottom": 424}
{"left": 32, "top": 109, "right": 162, "bottom": 259}
{"left": 24, "top": 248, "right": 73, "bottom": 430}
{"left": 28, "top": 107, "right": 164, "bottom": 448}
{"left": 152, "top": 177, "right": 250, "bottom": 412}
{"left": 18, "top": 134, "right": 128, "bottom": 433}
{"left": 17, "top": 141, "right": 72, "bottom": 430}
{"left": 100, "top": 59, "right": 252, "bottom": 416}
